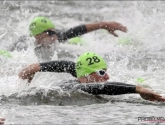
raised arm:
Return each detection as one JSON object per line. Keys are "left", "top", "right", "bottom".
{"left": 57, "top": 22, "right": 127, "bottom": 42}
{"left": 19, "top": 60, "right": 77, "bottom": 82}
{"left": 85, "top": 22, "right": 127, "bottom": 37}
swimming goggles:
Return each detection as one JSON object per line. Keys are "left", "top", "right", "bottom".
{"left": 44, "top": 30, "right": 56, "bottom": 36}
{"left": 95, "top": 70, "right": 107, "bottom": 77}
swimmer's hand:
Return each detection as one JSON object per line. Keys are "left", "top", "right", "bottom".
{"left": 136, "top": 86, "right": 165, "bottom": 102}
{"left": 19, "top": 63, "right": 40, "bottom": 83}
{"left": 85, "top": 22, "right": 127, "bottom": 37}
{"left": 102, "top": 22, "right": 127, "bottom": 37}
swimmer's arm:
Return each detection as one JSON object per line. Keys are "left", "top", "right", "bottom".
{"left": 85, "top": 22, "right": 127, "bottom": 37}
{"left": 81, "top": 82, "right": 165, "bottom": 102}
{"left": 39, "top": 60, "right": 77, "bottom": 77}
{"left": 57, "top": 25, "right": 87, "bottom": 42}
{"left": 81, "top": 82, "right": 136, "bottom": 95}
{"left": 19, "top": 60, "right": 77, "bottom": 81}
{"left": 58, "top": 22, "right": 127, "bottom": 42}
{"left": 19, "top": 63, "right": 40, "bottom": 81}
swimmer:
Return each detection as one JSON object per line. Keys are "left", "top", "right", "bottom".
{"left": 18, "top": 52, "right": 165, "bottom": 102}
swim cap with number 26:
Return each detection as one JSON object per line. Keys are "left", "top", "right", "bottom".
{"left": 76, "top": 52, "right": 107, "bottom": 78}
{"left": 29, "top": 16, "right": 55, "bottom": 36}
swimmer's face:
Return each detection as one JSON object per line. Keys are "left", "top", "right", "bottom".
{"left": 78, "top": 69, "right": 110, "bottom": 83}
{"left": 34, "top": 29, "right": 58, "bottom": 45}
{"left": 88, "top": 69, "right": 109, "bottom": 83}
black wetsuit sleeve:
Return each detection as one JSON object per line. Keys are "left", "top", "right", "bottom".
{"left": 39, "top": 60, "right": 77, "bottom": 77}
{"left": 56, "top": 25, "right": 87, "bottom": 42}
{"left": 80, "top": 82, "right": 136, "bottom": 95}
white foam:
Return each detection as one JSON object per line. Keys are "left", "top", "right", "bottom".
{"left": 0, "top": 1, "right": 165, "bottom": 97}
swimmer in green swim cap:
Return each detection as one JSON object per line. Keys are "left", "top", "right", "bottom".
{"left": 28, "top": 16, "right": 127, "bottom": 61}
{"left": 19, "top": 52, "right": 165, "bottom": 102}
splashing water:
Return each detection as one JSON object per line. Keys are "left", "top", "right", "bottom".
{"left": 0, "top": 1, "right": 165, "bottom": 124}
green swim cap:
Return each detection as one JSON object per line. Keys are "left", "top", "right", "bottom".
{"left": 117, "top": 37, "right": 131, "bottom": 45}
{"left": 68, "top": 37, "right": 83, "bottom": 45}
{"left": 76, "top": 52, "right": 107, "bottom": 78}
{"left": 68, "top": 37, "right": 87, "bottom": 46}
{"left": 0, "top": 50, "right": 12, "bottom": 58}
{"left": 136, "top": 77, "right": 145, "bottom": 83}
{"left": 29, "top": 16, "right": 55, "bottom": 36}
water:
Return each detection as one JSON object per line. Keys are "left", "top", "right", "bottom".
{"left": 0, "top": 1, "right": 165, "bottom": 124}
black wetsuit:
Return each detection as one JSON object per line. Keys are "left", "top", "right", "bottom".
{"left": 56, "top": 25, "right": 87, "bottom": 43}
{"left": 39, "top": 60, "right": 136, "bottom": 95}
